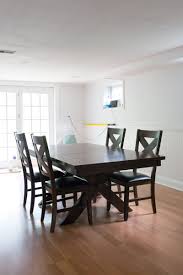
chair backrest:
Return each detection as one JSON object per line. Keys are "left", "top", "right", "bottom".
{"left": 106, "top": 127, "right": 126, "bottom": 149}
{"left": 14, "top": 132, "right": 34, "bottom": 179}
{"left": 135, "top": 129, "right": 163, "bottom": 180}
{"left": 31, "top": 135, "right": 55, "bottom": 187}
{"left": 135, "top": 129, "right": 162, "bottom": 154}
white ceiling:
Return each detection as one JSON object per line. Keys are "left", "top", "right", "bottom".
{"left": 1, "top": 0, "right": 183, "bottom": 83}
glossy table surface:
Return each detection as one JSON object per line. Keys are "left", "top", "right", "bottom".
{"left": 32, "top": 143, "right": 165, "bottom": 176}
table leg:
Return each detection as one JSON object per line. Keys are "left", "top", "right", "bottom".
{"left": 60, "top": 192, "right": 88, "bottom": 225}
{"left": 98, "top": 183, "right": 132, "bottom": 213}
{"left": 60, "top": 182, "right": 132, "bottom": 225}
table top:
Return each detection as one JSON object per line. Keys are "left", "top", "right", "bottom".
{"left": 31, "top": 143, "right": 164, "bottom": 176}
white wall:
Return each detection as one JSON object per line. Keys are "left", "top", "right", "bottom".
{"left": 55, "top": 84, "right": 85, "bottom": 144}
{"left": 84, "top": 64, "right": 183, "bottom": 190}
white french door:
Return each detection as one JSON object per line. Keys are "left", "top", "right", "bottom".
{"left": 21, "top": 87, "right": 54, "bottom": 146}
{"left": 0, "top": 87, "right": 18, "bottom": 167}
{"left": 0, "top": 86, "right": 54, "bottom": 168}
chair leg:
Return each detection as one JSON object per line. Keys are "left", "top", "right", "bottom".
{"left": 62, "top": 194, "right": 66, "bottom": 208}
{"left": 151, "top": 182, "right": 157, "bottom": 214}
{"left": 117, "top": 184, "right": 122, "bottom": 198}
{"left": 124, "top": 186, "right": 129, "bottom": 221}
{"left": 133, "top": 186, "right": 139, "bottom": 206}
{"left": 50, "top": 194, "right": 57, "bottom": 233}
{"left": 93, "top": 194, "right": 97, "bottom": 203}
{"left": 41, "top": 185, "right": 47, "bottom": 222}
{"left": 30, "top": 181, "right": 35, "bottom": 214}
{"left": 23, "top": 175, "right": 28, "bottom": 207}
{"left": 107, "top": 179, "right": 112, "bottom": 211}
{"left": 86, "top": 193, "right": 93, "bottom": 225}
{"left": 73, "top": 192, "right": 77, "bottom": 204}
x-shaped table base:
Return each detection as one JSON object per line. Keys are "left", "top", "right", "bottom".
{"left": 60, "top": 175, "right": 132, "bottom": 225}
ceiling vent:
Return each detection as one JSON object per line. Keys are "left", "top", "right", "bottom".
{"left": 0, "top": 49, "right": 16, "bottom": 54}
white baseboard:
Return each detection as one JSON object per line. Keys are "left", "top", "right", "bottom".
{"left": 156, "top": 175, "right": 183, "bottom": 191}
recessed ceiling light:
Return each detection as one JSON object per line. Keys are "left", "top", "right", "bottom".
{"left": 0, "top": 49, "right": 16, "bottom": 54}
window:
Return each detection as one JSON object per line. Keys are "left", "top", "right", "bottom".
{"left": 0, "top": 86, "right": 54, "bottom": 168}
{"left": 22, "top": 92, "right": 50, "bottom": 145}
{"left": 103, "top": 80, "right": 124, "bottom": 109}
{"left": 0, "top": 90, "right": 17, "bottom": 163}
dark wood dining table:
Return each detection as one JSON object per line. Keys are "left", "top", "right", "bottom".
{"left": 30, "top": 143, "right": 165, "bottom": 225}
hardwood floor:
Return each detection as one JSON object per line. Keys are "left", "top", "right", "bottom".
{"left": 0, "top": 172, "right": 183, "bottom": 275}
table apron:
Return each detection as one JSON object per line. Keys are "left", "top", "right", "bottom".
{"left": 73, "top": 159, "right": 162, "bottom": 177}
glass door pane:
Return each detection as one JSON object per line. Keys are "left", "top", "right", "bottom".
{"left": 0, "top": 89, "right": 17, "bottom": 167}
{"left": 22, "top": 92, "right": 50, "bottom": 146}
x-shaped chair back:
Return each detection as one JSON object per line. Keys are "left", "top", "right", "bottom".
{"left": 135, "top": 129, "right": 162, "bottom": 154}
{"left": 106, "top": 127, "right": 126, "bottom": 149}
{"left": 31, "top": 135, "right": 56, "bottom": 188}
{"left": 14, "top": 132, "right": 34, "bottom": 179}
{"left": 135, "top": 129, "right": 163, "bottom": 180}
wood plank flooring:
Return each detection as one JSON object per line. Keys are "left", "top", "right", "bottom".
{"left": 0, "top": 172, "right": 183, "bottom": 275}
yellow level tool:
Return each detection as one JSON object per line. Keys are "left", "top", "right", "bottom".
{"left": 85, "top": 123, "right": 115, "bottom": 126}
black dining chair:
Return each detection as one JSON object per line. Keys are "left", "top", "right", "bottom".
{"left": 93, "top": 127, "right": 126, "bottom": 204}
{"left": 106, "top": 127, "right": 139, "bottom": 211}
{"left": 108, "top": 129, "right": 163, "bottom": 221}
{"left": 106, "top": 127, "right": 126, "bottom": 196}
{"left": 31, "top": 134, "right": 93, "bottom": 232}
{"left": 14, "top": 132, "right": 63, "bottom": 214}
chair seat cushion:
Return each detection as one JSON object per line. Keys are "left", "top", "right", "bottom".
{"left": 45, "top": 175, "right": 88, "bottom": 191}
{"left": 34, "top": 169, "right": 65, "bottom": 182}
{"left": 111, "top": 171, "right": 151, "bottom": 185}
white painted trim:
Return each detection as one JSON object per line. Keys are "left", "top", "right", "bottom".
{"left": 0, "top": 80, "right": 85, "bottom": 89}
{"left": 0, "top": 80, "right": 56, "bottom": 88}
{"left": 156, "top": 175, "right": 183, "bottom": 191}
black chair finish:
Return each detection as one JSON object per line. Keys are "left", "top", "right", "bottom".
{"left": 14, "top": 132, "right": 43, "bottom": 214}
{"left": 105, "top": 127, "right": 126, "bottom": 207}
{"left": 31, "top": 135, "right": 93, "bottom": 233}
{"left": 15, "top": 132, "right": 63, "bottom": 214}
{"left": 106, "top": 127, "right": 126, "bottom": 149}
{"left": 109, "top": 129, "right": 163, "bottom": 221}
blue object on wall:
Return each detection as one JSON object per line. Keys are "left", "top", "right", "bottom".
{"left": 63, "top": 134, "right": 77, "bottom": 144}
